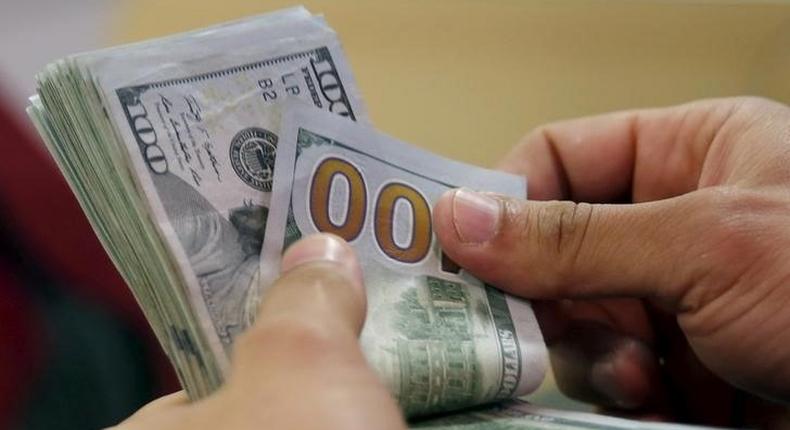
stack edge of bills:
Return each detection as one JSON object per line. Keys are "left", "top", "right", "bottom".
{"left": 28, "top": 7, "right": 369, "bottom": 397}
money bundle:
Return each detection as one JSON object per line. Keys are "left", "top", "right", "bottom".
{"left": 28, "top": 4, "right": 554, "bottom": 421}
{"left": 28, "top": 7, "right": 367, "bottom": 397}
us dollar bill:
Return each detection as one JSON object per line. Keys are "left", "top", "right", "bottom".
{"left": 260, "top": 102, "right": 548, "bottom": 417}
{"left": 102, "top": 14, "right": 364, "bottom": 351}
{"left": 28, "top": 7, "right": 364, "bottom": 397}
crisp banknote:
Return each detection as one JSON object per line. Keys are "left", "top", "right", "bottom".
{"left": 29, "top": 8, "right": 365, "bottom": 396}
{"left": 260, "top": 102, "right": 548, "bottom": 417}
{"left": 77, "top": 9, "right": 364, "bottom": 371}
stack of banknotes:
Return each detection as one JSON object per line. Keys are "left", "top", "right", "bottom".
{"left": 27, "top": 6, "right": 716, "bottom": 429}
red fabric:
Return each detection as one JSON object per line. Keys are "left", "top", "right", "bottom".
{"left": 0, "top": 259, "right": 41, "bottom": 430}
{"left": 0, "top": 98, "right": 137, "bottom": 320}
{"left": 0, "top": 90, "right": 178, "bottom": 394}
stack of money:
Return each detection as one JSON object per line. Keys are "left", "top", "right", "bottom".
{"left": 28, "top": 6, "right": 367, "bottom": 398}
{"left": 27, "top": 5, "right": 548, "bottom": 418}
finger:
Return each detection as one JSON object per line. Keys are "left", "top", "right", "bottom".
{"left": 499, "top": 98, "right": 744, "bottom": 202}
{"left": 137, "top": 390, "right": 189, "bottom": 409}
{"left": 433, "top": 188, "right": 719, "bottom": 308}
{"left": 228, "top": 234, "right": 405, "bottom": 430}
{"left": 113, "top": 391, "right": 190, "bottom": 428}
{"left": 535, "top": 299, "right": 666, "bottom": 410}
{"left": 234, "top": 233, "right": 366, "bottom": 375}
{"left": 537, "top": 298, "right": 655, "bottom": 344}
{"left": 548, "top": 320, "right": 663, "bottom": 410}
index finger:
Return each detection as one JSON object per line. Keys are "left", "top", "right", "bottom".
{"left": 502, "top": 98, "right": 743, "bottom": 202}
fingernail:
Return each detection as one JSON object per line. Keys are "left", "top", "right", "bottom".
{"left": 281, "top": 234, "right": 363, "bottom": 287}
{"left": 451, "top": 188, "right": 501, "bottom": 244}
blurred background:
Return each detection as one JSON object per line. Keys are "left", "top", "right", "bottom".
{"left": 0, "top": 0, "right": 788, "bottom": 428}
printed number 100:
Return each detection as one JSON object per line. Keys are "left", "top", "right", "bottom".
{"left": 308, "top": 157, "right": 432, "bottom": 264}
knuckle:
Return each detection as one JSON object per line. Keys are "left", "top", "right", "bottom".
{"left": 730, "top": 95, "right": 777, "bottom": 110}
{"left": 678, "top": 186, "right": 787, "bottom": 315}
{"left": 539, "top": 201, "right": 594, "bottom": 256}
{"left": 233, "top": 262, "right": 364, "bottom": 365}
{"left": 521, "top": 126, "right": 547, "bottom": 146}
{"left": 282, "top": 263, "right": 356, "bottom": 294}
{"left": 689, "top": 187, "right": 770, "bottom": 264}
{"left": 514, "top": 125, "right": 560, "bottom": 158}
{"left": 499, "top": 128, "right": 548, "bottom": 172}
{"left": 719, "top": 96, "right": 786, "bottom": 132}
{"left": 513, "top": 200, "right": 595, "bottom": 284}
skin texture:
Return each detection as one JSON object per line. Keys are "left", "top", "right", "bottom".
{"left": 432, "top": 97, "right": 790, "bottom": 427}
{"left": 113, "top": 234, "right": 406, "bottom": 430}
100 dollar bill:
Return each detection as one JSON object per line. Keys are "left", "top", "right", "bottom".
{"left": 100, "top": 10, "right": 365, "bottom": 359}
{"left": 260, "top": 102, "right": 548, "bottom": 417}
{"left": 29, "top": 7, "right": 365, "bottom": 396}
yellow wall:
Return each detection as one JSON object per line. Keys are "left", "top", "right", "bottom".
{"left": 116, "top": 0, "right": 790, "bottom": 168}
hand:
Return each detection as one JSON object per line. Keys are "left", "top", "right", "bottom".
{"left": 433, "top": 97, "right": 790, "bottom": 427}
{"left": 114, "top": 234, "right": 406, "bottom": 430}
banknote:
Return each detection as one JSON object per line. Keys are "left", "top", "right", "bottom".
{"left": 28, "top": 7, "right": 364, "bottom": 396}
{"left": 259, "top": 102, "right": 548, "bottom": 417}
{"left": 410, "top": 399, "right": 728, "bottom": 430}
{"left": 101, "top": 13, "right": 364, "bottom": 352}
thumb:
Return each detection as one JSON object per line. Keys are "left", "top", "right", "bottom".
{"left": 433, "top": 188, "right": 709, "bottom": 308}
{"left": 232, "top": 233, "right": 367, "bottom": 380}
{"left": 207, "top": 234, "right": 406, "bottom": 429}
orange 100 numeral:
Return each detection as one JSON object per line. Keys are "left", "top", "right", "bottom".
{"left": 309, "top": 157, "right": 366, "bottom": 241}
{"left": 308, "top": 157, "right": 432, "bottom": 263}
